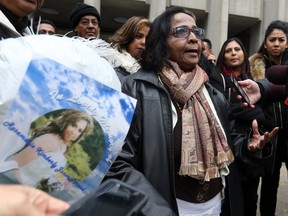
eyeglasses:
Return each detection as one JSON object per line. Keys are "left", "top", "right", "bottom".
{"left": 170, "top": 26, "right": 205, "bottom": 39}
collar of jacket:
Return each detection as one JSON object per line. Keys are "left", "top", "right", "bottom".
{"left": 84, "top": 38, "right": 140, "bottom": 75}
{"left": 132, "top": 67, "right": 220, "bottom": 91}
{"left": 0, "top": 5, "right": 29, "bottom": 34}
{"left": 249, "top": 53, "right": 266, "bottom": 80}
{"left": 0, "top": 10, "right": 20, "bottom": 36}
{"left": 132, "top": 68, "right": 163, "bottom": 86}
{"left": 0, "top": 11, "right": 33, "bottom": 39}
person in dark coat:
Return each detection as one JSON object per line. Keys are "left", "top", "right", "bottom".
{"left": 69, "top": 2, "right": 101, "bottom": 39}
{"left": 105, "top": 6, "right": 278, "bottom": 216}
{"left": 249, "top": 20, "right": 288, "bottom": 216}
{"left": 212, "top": 37, "right": 274, "bottom": 216}
{"left": 0, "top": 0, "right": 43, "bottom": 39}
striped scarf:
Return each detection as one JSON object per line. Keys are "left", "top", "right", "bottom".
{"left": 159, "top": 62, "right": 234, "bottom": 181}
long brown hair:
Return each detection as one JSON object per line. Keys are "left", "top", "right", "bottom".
{"left": 30, "top": 109, "right": 94, "bottom": 145}
{"left": 109, "top": 16, "right": 151, "bottom": 53}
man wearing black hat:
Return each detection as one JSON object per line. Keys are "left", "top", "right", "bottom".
{"left": 70, "top": 2, "right": 101, "bottom": 39}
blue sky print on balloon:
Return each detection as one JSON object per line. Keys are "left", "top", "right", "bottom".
{"left": 0, "top": 57, "right": 136, "bottom": 204}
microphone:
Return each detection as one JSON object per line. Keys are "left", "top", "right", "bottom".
{"left": 267, "top": 65, "right": 288, "bottom": 105}
{"left": 267, "top": 65, "right": 288, "bottom": 85}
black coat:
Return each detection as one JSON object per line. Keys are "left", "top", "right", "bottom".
{"left": 0, "top": 6, "right": 32, "bottom": 39}
{"left": 208, "top": 68, "right": 275, "bottom": 178}
{"left": 249, "top": 52, "right": 288, "bottom": 168}
{"left": 105, "top": 68, "right": 254, "bottom": 216}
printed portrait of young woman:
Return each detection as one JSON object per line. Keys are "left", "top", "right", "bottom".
{"left": 6, "top": 109, "right": 105, "bottom": 193}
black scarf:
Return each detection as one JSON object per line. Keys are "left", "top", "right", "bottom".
{"left": 0, "top": 4, "right": 30, "bottom": 35}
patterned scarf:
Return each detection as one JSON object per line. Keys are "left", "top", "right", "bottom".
{"left": 159, "top": 62, "right": 234, "bottom": 181}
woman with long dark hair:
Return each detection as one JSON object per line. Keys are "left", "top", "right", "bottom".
{"left": 10, "top": 109, "right": 94, "bottom": 187}
{"left": 213, "top": 37, "right": 272, "bottom": 216}
{"left": 249, "top": 20, "right": 288, "bottom": 216}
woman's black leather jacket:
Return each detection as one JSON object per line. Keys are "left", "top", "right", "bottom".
{"left": 106, "top": 68, "right": 267, "bottom": 216}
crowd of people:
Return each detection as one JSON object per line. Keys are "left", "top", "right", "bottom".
{"left": 0, "top": 0, "right": 287, "bottom": 216}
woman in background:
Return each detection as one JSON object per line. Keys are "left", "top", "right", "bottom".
{"left": 213, "top": 37, "right": 272, "bottom": 216}
{"left": 109, "top": 16, "right": 151, "bottom": 80}
{"left": 249, "top": 20, "right": 288, "bottom": 216}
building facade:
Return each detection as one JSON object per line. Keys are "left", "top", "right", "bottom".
{"left": 85, "top": 0, "right": 288, "bottom": 56}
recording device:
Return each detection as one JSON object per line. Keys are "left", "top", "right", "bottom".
{"left": 267, "top": 65, "right": 288, "bottom": 106}
{"left": 230, "top": 76, "right": 251, "bottom": 107}
{"left": 267, "top": 65, "right": 288, "bottom": 85}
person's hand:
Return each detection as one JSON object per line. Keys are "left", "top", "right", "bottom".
{"left": 247, "top": 120, "right": 279, "bottom": 152}
{"left": 236, "top": 79, "right": 261, "bottom": 108}
{"left": 0, "top": 184, "right": 70, "bottom": 216}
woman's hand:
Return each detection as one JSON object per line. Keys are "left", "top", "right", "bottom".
{"left": 248, "top": 119, "right": 279, "bottom": 152}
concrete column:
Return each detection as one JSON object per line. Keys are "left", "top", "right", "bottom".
{"left": 277, "top": 0, "right": 287, "bottom": 21}
{"left": 84, "top": 0, "right": 101, "bottom": 37}
{"left": 261, "top": 0, "right": 288, "bottom": 40}
{"left": 253, "top": 0, "right": 288, "bottom": 53}
{"left": 263, "top": 0, "right": 286, "bottom": 22}
{"left": 206, "top": 0, "right": 229, "bottom": 56}
{"left": 84, "top": 0, "right": 101, "bottom": 13}
{"left": 149, "top": 0, "right": 166, "bottom": 21}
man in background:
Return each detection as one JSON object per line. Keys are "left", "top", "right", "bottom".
{"left": 202, "top": 38, "right": 216, "bottom": 65}
{"left": 69, "top": 2, "right": 101, "bottom": 39}
{"left": 35, "top": 19, "right": 56, "bottom": 35}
